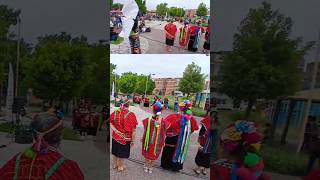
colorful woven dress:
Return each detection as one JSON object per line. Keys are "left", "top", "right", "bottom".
{"left": 141, "top": 116, "right": 169, "bottom": 160}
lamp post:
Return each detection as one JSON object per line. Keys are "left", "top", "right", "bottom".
{"left": 145, "top": 73, "right": 155, "bottom": 97}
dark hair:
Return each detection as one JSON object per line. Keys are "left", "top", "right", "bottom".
{"left": 31, "top": 113, "right": 63, "bottom": 146}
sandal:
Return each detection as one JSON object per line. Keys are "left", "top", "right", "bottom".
{"left": 148, "top": 168, "right": 153, "bottom": 174}
{"left": 202, "top": 169, "right": 207, "bottom": 175}
{"left": 117, "top": 166, "right": 125, "bottom": 172}
{"left": 193, "top": 168, "right": 200, "bottom": 175}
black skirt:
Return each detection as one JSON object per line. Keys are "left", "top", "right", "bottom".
{"left": 203, "top": 41, "right": 210, "bottom": 50}
{"left": 129, "top": 34, "right": 141, "bottom": 54}
{"left": 111, "top": 139, "right": 131, "bottom": 158}
{"left": 165, "top": 37, "right": 174, "bottom": 46}
{"left": 195, "top": 150, "right": 211, "bottom": 168}
{"left": 160, "top": 136, "right": 183, "bottom": 171}
{"left": 188, "top": 36, "right": 198, "bottom": 52}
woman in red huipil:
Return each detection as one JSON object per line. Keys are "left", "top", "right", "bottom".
{"left": 179, "top": 20, "right": 190, "bottom": 50}
{"left": 161, "top": 100, "right": 199, "bottom": 171}
{"left": 203, "top": 20, "right": 211, "bottom": 55}
{"left": 188, "top": 20, "right": 205, "bottom": 52}
{"left": 141, "top": 102, "right": 170, "bottom": 174}
{"left": 0, "top": 113, "right": 84, "bottom": 180}
{"left": 164, "top": 19, "right": 177, "bottom": 52}
{"left": 110, "top": 101, "right": 138, "bottom": 172}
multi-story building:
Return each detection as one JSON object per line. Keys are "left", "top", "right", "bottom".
{"left": 153, "top": 78, "right": 181, "bottom": 96}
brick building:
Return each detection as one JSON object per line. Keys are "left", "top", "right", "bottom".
{"left": 153, "top": 78, "right": 181, "bottom": 96}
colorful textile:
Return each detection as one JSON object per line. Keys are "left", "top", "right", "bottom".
{"left": 179, "top": 27, "right": 190, "bottom": 47}
{"left": 164, "top": 23, "right": 177, "bottom": 40}
{"left": 142, "top": 117, "right": 169, "bottom": 160}
{"left": 110, "top": 109, "right": 138, "bottom": 145}
{"left": 0, "top": 150, "right": 83, "bottom": 180}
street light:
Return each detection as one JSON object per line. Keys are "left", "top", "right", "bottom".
{"left": 145, "top": 73, "right": 155, "bottom": 97}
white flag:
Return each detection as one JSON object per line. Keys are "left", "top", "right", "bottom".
{"left": 111, "top": 81, "right": 115, "bottom": 101}
{"left": 116, "top": 0, "right": 139, "bottom": 41}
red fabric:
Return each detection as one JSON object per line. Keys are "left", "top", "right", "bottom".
{"left": 305, "top": 169, "right": 320, "bottom": 180}
{"left": 164, "top": 113, "right": 199, "bottom": 137}
{"left": 189, "top": 25, "right": 205, "bottom": 36}
{"left": 205, "top": 27, "right": 211, "bottom": 41}
{"left": 0, "top": 150, "right": 83, "bottom": 180}
{"left": 210, "top": 164, "right": 231, "bottom": 180}
{"left": 164, "top": 23, "right": 177, "bottom": 39}
{"left": 199, "top": 114, "right": 211, "bottom": 146}
{"left": 141, "top": 117, "right": 170, "bottom": 160}
{"left": 110, "top": 109, "right": 138, "bottom": 145}
{"left": 179, "top": 27, "right": 190, "bottom": 47}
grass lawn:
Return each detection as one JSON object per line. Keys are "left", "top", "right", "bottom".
{"left": 111, "top": 37, "right": 124, "bottom": 45}
{"left": 0, "top": 122, "right": 81, "bottom": 141}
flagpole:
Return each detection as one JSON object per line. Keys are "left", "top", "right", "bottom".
{"left": 15, "top": 14, "right": 21, "bottom": 96}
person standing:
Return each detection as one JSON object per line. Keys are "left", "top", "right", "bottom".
{"left": 164, "top": 19, "right": 177, "bottom": 52}
{"left": 203, "top": 20, "right": 211, "bottom": 55}
{"left": 0, "top": 113, "right": 84, "bottom": 179}
{"left": 110, "top": 101, "right": 138, "bottom": 172}
{"left": 141, "top": 102, "right": 169, "bottom": 174}
{"left": 179, "top": 20, "right": 190, "bottom": 50}
{"left": 129, "top": 13, "right": 142, "bottom": 54}
{"left": 188, "top": 20, "right": 205, "bottom": 52}
{"left": 161, "top": 100, "right": 199, "bottom": 171}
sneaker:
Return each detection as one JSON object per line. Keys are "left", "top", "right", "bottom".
{"left": 144, "top": 166, "right": 148, "bottom": 173}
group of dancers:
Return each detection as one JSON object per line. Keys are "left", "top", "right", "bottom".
{"left": 164, "top": 19, "right": 210, "bottom": 54}
{"left": 110, "top": 99, "right": 214, "bottom": 175}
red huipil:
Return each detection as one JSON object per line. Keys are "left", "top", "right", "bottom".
{"left": 179, "top": 27, "right": 190, "bottom": 47}
{"left": 189, "top": 25, "right": 205, "bottom": 36}
{"left": 0, "top": 150, "right": 83, "bottom": 180}
{"left": 165, "top": 113, "right": 199, "bottom": 137}
{"left": 110, "top": 109, "right": 138, "bottom": 145}
{"left": 164, "top": 23, "right": 177, "bottom": 39}
{"left": 198, "top": 114, "right": 210, "bottom": 147}
{"left": 141, "top": 117, "right": 170, "bottom": 160}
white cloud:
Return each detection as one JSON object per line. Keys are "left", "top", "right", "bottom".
{"left": 111, "top": 54, "right": 210, "bottom": 79}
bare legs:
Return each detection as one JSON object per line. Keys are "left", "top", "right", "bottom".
{"left": 113, "top": 155, "right": 125, "bottom": 172}
{"left": 144, "top": 159, "right": 154, "bottom": 173}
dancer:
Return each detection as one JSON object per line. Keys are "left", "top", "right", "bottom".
{"left": 179, "top": 20, "right": 190, "bottom": 50}
{"left": 129, "top": 13, "right": 142, "bottom": 54}
{"left": 203, "top": 20, "right": 210, "bottom": 56}
{"left": 161, "top": 100, "right": 199, "bottom": 171}
{"left": 194, "top": 111, "right": 218, "bottom": 176}
{"left": 211, "top": 120, "right": 270, "bottom": 180}
{"left": 0, "top": 113, "right": 83, "bottom": 179}
{"left": 110, "top": 101, "right": 138, "bottom": 172}
{"left": 141, "top": 102, "right": 169, "bottom": 174}
{"left": 188, "top": 20, "right": 205, "bottom": 52}
{"left": 164, "top": 19, "right": 177, "bottom": 52}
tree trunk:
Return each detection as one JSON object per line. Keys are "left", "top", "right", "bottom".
{"left": 270, "top": 99, "right": 282, "bottom": 141}
{"left": 280, "top": 99, "right": 296, "bottom": 144}
{"left": 244, "top": 100, "right": 254, "bottom": 120}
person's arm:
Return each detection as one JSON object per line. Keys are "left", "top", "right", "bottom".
{"left": 131, "top": 128, "right": 136, "bottom": 148}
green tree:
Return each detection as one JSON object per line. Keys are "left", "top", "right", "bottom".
{"left": 81, "top": 44, "right": 109, "bottom": 104}
{"left": 134, "top": 75, "right": 155, "bottom": 95}
{"left": 111, "top": 3, "right": 123, "bottom": 10}
{"left": 135, "top": 0, "right": 147, "bottom": 15}
{"left": 24, "top": 33, "right": 92, "bottom": 104}
{"left": 118, "top": 72, "right": 138, "bottom": 94}
{"left": 219, "top": 2, "right": 314, "bottom": 120}
{"left": 156, "top": 3, "right": 168, "bottom": 17}
{"left": 196, "top": 3, "right": 208, "bottom": 17}
{"left": 179, "top": 62, "right": 206, "bottom": 98}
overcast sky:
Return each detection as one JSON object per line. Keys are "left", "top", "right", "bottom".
{"left": 111, "top": 54, "right": 210, "bottom": 79}
{"left": 1, "top": 0, "right": 107, "bottom": 45}
{"left": 213, "top": 0, "right": 320, "bottom": 62}
{"left": 146, "top": 0, "right": 210, "bottom": 10}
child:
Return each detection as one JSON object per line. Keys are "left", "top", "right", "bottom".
{"left": 141, "top": 102, "right": 169, "bottom": 173}
{"left": 194, "top": 112, "right": 217, "bottom": 175}
{"left": 80, "top": 114, "right": 90, "bottom": 140}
